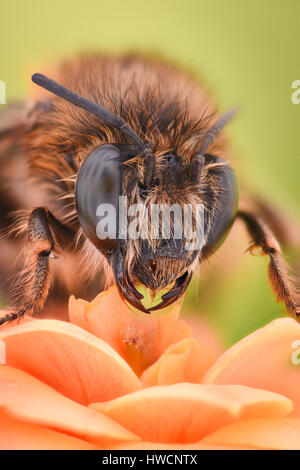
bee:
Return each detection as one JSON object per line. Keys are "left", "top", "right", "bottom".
{"left": 0, "top": 53, "right": 298, "bottom": 324}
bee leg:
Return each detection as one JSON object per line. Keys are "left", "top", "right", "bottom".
{"left": 244, "top": 195, "right": 300, "bottom": 249}
{"left": 237, "top": 210, "right": 299, "bottom": 319}
{"left": 0, "top": 207, "right": 69, "bottom": 326}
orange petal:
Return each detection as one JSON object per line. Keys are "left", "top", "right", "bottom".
{"left": 0, "top": 312, "right": 33, "bottom": 332}
{"left": 201, "top": 418, "right": 300, "bottom": 450}
{"left": 0, "top": 319, "right": 141, "bottom": 405}
{"left": 90, "top": 383, "right": 292, "bottom": 443}
{"left": 0, "top": 411, "right": 100, "bottom": 450}
{"left": 141, "top": 338, "right": 215, "bottom": 386}
{"left": 69, "top": 287, "right": 190, "bottom": 376}
{"left": 0, "top": 366, "right": 139, "bottom": 447}
{"left": 184, "top": 313, "right": 224, "bottom": 359}
{"left": 204, "top": 318, "right": 300, "bottom": 418}
{"left": 111, "top": 441, "right": 255, "bottom": 450}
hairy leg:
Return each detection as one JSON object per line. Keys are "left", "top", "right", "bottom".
{"left": 0, "top": 207, "right": 73, "bottom": 325}
{"left": 237, "top": 210, "right": 299, "bottom": 318}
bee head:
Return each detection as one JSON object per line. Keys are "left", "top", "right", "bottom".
{"left": 75, "top": 142, "right": 238, "bottom": 312}
{"left": 32, "top": 73, "right": 238, "bottom": 313}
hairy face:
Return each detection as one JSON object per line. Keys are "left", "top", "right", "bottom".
{"left": 120, "top": 150, "right": 204, "bottom": 291}
{"left": 74, "top": 141, "right": 238, "bottom": 312}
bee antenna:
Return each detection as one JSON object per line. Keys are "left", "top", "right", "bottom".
{"left": 31, "top": 73, "right": 146, "bottom": 151}
{"left": 199, "top": 109, "right": 236, "bottom": 155}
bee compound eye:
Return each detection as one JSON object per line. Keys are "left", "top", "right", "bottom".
{"left": 202, "top": 158, "right": 239, "bottom": 256}
{"left": 75, "top": 144, "right": 121, "bottom": 254}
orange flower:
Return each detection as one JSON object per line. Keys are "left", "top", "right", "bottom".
{"left": 0, "top": 286, "right": 299, "bottom": 450}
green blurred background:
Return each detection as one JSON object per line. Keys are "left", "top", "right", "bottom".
{"left": 1, "top": 0, "right": 299, "bottom": 346}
